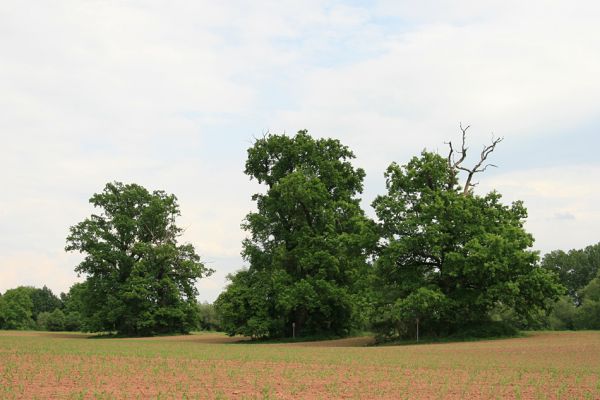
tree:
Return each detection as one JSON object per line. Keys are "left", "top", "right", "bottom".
{"left": 541, "top": 242, "right": 600, "bottom": 304}
{"left": 573, "top": 271, "right": 600, "bottom": 329}
{"left": 541, "top": 243, "right": 600, "bottom": 330}
{"left": 216, "top": 131, "right": 376, "bottom": 338}
{"left": 29, "top": 286, "right": 63, "bottom": 319}
{"left": 64, "top": 311, "right": 82, "bottom": 332}
{"left": 65, "top": 182, "right": 213, "bottom": 336}
{"left": 46, "top": 309, "right": 66, "bottom": 331}
{"left": 215, "top": 269, "right": 276, "bottom": 338}
{"left": 36, "top": 311, "right": 51, "bottom": 330}
{"left": 545, "top": 270, "right": 600, "bottom": 331}
{"left": 60, "top": 282, "right": 88, "bottom": 331}
{"left": 372, "top": 132, "right": 562, "bottom": 338}
{"left": 0, "top": 287, "right": 35, "bottom": 330}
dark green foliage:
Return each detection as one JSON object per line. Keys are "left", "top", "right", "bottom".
{"left": 216, "top": 269, "right": 285, "bottom": 338}
{"left": 216, "top": 131, "right": 376, "bottom": 338}
{"left": 46, "top": 308, "right": 66, "bottom": 331}
{"left": 61, "top": 283, "right": 86, "bottom": 315}
{"left": 29, "top": 286, "right": 63, "bottom": 319}
{"left": 548, "top": 296, "right": 578, "bottom": 330}
{"left": 196, "top": 302, "right": 220, "bottom": 331}
{"left": 373, "top": 287, "right": 449, "bottom": 338}
{"left": 1, "top": 286, "right": 65, "bottom": 331}
{"left": 37, "top": 309, "right": 79, "bottom": 332}
{"left": 541, "top": 242, "right": 600, "bottom": 304}
{"left": 36, "top": 312, "right": 51, "bottom": 330}
{"left": 65, "top": 182, "right": 213, "bottom": 336}
{"left": 372, "top": 151, "right": 562, "bottom": 338}
{"left": 547, "top": 271, "right": 600, "bottom": 330}
{"left": 541, "top": 243, "right": 600, "bottom": 330}
{"left": 0, "top": 287, "right": 35, "bottom": 330}
{"left": 446, "top": 321, "right": 519, "bottom": 340}
{"left": 64, "top": 312, "right": 82, "bottom": 331}
{"left": 60, "top": 283, "right": 88, "bottom": 331}
{"left": 571, "top": 271, "right": 600, "bottom": 329}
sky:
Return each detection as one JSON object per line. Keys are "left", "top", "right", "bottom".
{"left": 1, "top": 1, "right": 599, "bottom": 302}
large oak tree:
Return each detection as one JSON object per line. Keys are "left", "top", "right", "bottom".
{"left": 216, "top": 131, "right": 376, "bottom": 338}
{"left": 372, "top": 140, "right": 562, "bottom": 338}
{"left": 66, "top": 182, "right": 213, "bottom": 336}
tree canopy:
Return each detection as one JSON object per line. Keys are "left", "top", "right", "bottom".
{"left": 372, "top": 150, "right": 562, "bottom": 338}
{"left": 541, "top": 242, "right": 600, "bottom": 304}
{"left": 65, "top": 182, "right": 213, "bottom": 336}
{"left": 0, "top": 287, "right": 34, "bottom": 330}
{"left": 216, "top": 131, "right": 376, "bottom": 338}
{"left": 543, "top": 242, "right": 600, "bottom": 330}
{"left": 29, "top": 286, "right": 62, "bottom": 319}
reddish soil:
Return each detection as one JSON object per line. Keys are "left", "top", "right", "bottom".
{"left": 1, "top": 331, "right": 598, "bottom": 399}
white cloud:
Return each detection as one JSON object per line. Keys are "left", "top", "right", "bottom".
{"left": 274, "top": 1, "right": 600, "bottom": 171}
{"left": 480, "top": 165, "right": 600, "bottom": 253}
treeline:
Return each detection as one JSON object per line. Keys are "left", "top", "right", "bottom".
{"left": 0, "top": 284, "right": 221, "bottom": 333}
{"left": 0, "top": 285, "right": 79, "bottom": 331}
{"left": 2, "top": 242, "right": 597, "bottom": 335}
{"left": 1, "top": 130, "right": 596, "bottom": 339}
{"left": 541, "top": 243, "right": 600, "bottom": 329}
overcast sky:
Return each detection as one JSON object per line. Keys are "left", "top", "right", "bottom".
{"left": 1, "top": 1, "right": 599, "bottom": 302}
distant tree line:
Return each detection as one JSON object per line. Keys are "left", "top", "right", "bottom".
{"left": 3, "top": 130, "right": 597, "bottom": 339}
{"left": 0, "top": 285, "right": 79, "bottom": 331}
{"left": 0, "top": 284, "right": 222, "bottom": 333}
{"left": 541, "top": 243, "right": 600, "bottom": 329}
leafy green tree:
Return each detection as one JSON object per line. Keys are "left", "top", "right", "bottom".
{"left": 0, "top": 287, "right": 35, "bottom": 330}
{"left": 29, "top": 286, "right": 63, "bottom": 319}
{"left": 372, "top": 147, "right": 562, "bottom": 338}
{"left": 1, "top": 286, "right": 62, "bottom": 326}
{"left": 64, "top": 311, "right": 82, "bottom": 332}
{"left": 571, "top": 271, "right": 600, "bottom": 329}
{"left": 548, "top": 296, "right": 578, "bottom": 330}
{"left": 61, "top": 283, "right": 86, "bottom": 315}
{"left": 216, "top": 131, "right": 376, "bottom": 338}
{"left": 541, "top": 242, "right": 600, "bottom": 304}
{"left": 65, "top": 182, "right": 213, "bottom": 336}
{"left": 60, "top": 282, "right": 88, "bottom": 331}
{"left": 46, "top": 308, "right": 66, "bottom": 331}
{"left": 36, "top": 311, "right": 51, "bottom": 330}
{"left": 216, "top": 269, "right": 277, "bottom": 338}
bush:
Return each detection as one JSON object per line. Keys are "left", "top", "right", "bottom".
{"left": 0, "top": 287, "right": 34, "bottom": 330}
{"left": 46, "top": 309, "right": 66, "bottom": 331}
{"left": 64, "top": 312, "right": 82, "bottom": 331}
{"left": 36, "top": 311, "right": 51, "bottom": 330}
{"left": 548, "top": 297, "right": 577, "bottom": 330}
{"left": 573, "top": 300, "right": 600, "bottom": 330}
{"left": 547, "top": 272, "right": 600, "bottom": 330}
{"left": 448, "top": 321, "right": 519, "bottom": 340}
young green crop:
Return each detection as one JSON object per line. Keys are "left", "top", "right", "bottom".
{"left": 0, "top": 331, "right": 598, "bottom": 399}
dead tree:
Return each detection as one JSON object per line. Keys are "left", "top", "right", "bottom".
{"left": 445, "top": 124, "right": 503, "bottom": 195}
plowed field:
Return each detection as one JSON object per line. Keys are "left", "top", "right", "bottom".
{"left": 1, "top": 331, "right": 598, "bottom": 399}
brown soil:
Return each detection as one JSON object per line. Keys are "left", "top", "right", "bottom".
{"left": 282, "top": 336, "right": 376, "bottom": 347}
{"left": 1, "top": 331, "right": 598, "bottom": 399}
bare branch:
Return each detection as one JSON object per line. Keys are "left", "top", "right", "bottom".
{"left": 445, "top": 140, "right": 454, "bottom": 168}
{"left": 446, "top": 125, "right": 502, "bottom": 195}
{"left": 448, "top": 123, "right": 470, "bottom": 169}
